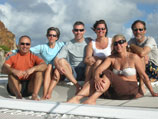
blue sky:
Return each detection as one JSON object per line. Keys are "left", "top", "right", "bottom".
{"left": 0, "top": 0, "right": 158, "bottom": 46}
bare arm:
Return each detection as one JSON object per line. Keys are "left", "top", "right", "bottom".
{"left": 94, "top": 57, "right": 112, "bottom": 91}
{"left": 84, "top": 41, "right": 96, "bottom": 66}
{"left": 2, "top": 63, "right": 15, "bottom": 74}
{"left": 26, "top": 62, "right": 47, "bottom": 73}
{"left": 94, "top": 57, "right": 112, "bottom": 79}
{"left": 2, "top": 63, "right": 25, "bottom": 78}
{"left": 130, "top": 44, "right": 151, "bottom": 57}
{"left": 23, "top": 62, "right": 47, "bottom": 79}
{"left": 134, "top": 54, "right": 157, "bottom": 96}
{"left": 2, "top": 62, "right": 47, "bottom": 79}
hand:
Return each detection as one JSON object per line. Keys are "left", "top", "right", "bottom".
{"left": 87, "top": 56, "right": 96, "bottom": 66}
{"left": 56, "top": 65, "right": 65, "bottom": 75}
{"left": 5, "top": 51, "right": 13, "bottom": 57}
{"left": 23, "top": 68, "right": 35, "bottom": 79}
{"left": 94, "top": 78, "right": 105, "bottom": 92}
{"left": 12, "top": 69, "right": 25, "bottom": 79}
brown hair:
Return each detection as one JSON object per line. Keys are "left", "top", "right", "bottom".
{"left": 131, "top": 20, "right": 146, "bottom": 31}
{"left": 92, "top": 19, "right": 108, "bottom": 36}
{"left": 73, "top": 21, "right": 85, "bottom": 29}
{"left": 46, "top": 27, "right": 60, "bottom": 40}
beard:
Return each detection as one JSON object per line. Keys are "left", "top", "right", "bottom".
{"left": 135, "top": 34, "right": 144, "bottom": 42}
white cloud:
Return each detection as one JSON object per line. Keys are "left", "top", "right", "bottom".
{"left": 0, "top": 0, "right": 157, "bottom": 46}
{"left": 129, "top": 0, "right": 158, "bottom": 4}
{"left": 146, "top": 13, "right": 158, "bottom": 40}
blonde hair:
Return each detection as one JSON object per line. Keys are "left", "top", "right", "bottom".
{"left": 111, "top": 34, "right": 126, "bottom": 54}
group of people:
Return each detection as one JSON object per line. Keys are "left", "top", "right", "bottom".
{"left": 1, "top": 19, "right": 158, "bottom": 104}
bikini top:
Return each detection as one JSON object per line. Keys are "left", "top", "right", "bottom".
{"left": 92, "top": 38, "right": 112, "bottom": 59}
{"left": 113, "top": 68, "right": 136, "bottom": 76}
{"left": 112, "top": 54, "right": 136, "bottom": 76}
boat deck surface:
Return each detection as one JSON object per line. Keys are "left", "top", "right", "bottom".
{"left": 0, "top": 76, "right": 158, "bottom": 119}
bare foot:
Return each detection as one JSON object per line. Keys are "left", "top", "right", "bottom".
{"left": 83, "top": 99, "right": 96, "bottom": 105}
{"left": 31, "top": 94, "right": 39, "bottom": 101}
{"left": 16, "top": 96, "right": 22, "bottom": 99}
{"left": 45, "top": 94, "right": 51, "bottom": 99}
{"left": 139, "top": 85, "right": 146, "bottom": 95}
{"left": 67, "top": 97, "right": 80, "bottom": 104}
{"left": 16, "top": 93, "right": 22, "bottom": 99}
{"left": 41, "top": 96, "right": 47, "bottom": 100}
{"left": 41, "top": 94, "right": 51, "bottom": 100}
{"left": 135, "top": 93, "right": 143, "bottom": 98}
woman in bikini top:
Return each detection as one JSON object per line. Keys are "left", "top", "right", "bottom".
{"left": 112, "top": 54, "right": 136, "bottom": 77}
{"left": 67, "top": 34, "right": 158, "bottom": 104}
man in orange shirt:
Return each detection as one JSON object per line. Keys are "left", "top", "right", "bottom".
{"left": 2, "top": 35, "right": 47, "bottom": 100}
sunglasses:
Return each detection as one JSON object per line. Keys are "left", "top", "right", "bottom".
{"left": 96, "top": 28, "right": 106, "bottom": 31}
{"left": 48, "top": 34, "right": 57, "bottom": 37}
{"left": 114, "top": 40, "right": 126, "bottom": 46}
{"left": 133, "top": 28, "right": 144, "bottom": 32}
{"left": 73, "top": 29, "right": 84, "bottom": 32}
{"left": 20, "top": 42, "right": 30, "bottom": 46}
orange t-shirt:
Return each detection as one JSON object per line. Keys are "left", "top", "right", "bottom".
{"left": 5, "top": 51, "right": 45, "bottom": 80}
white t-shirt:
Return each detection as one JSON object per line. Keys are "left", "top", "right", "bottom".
{"left": 128, "top": 36, "right": 158, "bottom": 66}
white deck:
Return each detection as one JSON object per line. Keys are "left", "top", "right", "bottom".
{"left": 0, "top": 77, "right": 158, "bottom": 119}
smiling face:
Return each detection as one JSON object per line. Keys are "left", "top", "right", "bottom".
{"left": 18, "top": 36, "right": 31, "bottom": 55}
{"left": 47, "top": 30, "right": 58, "bottom": 44}
{"left": 95, "top": 24, "right": 107, "bottom": 38}
{"left": 132, "top": 22, "right": 146, "bottom": 42}
{"left": 112, "top": 35, "right": 127, "bottom": 54}
{"left": 72, "top": 24, "right": 85, "bottom": 41}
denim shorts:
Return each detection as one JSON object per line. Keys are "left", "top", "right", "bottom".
{"left": 72, "top": 66, "right": 85, "bottom": 81}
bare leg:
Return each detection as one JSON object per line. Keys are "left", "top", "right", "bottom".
{"left": 67, "top": 79, "right": 95, "bottom": 104}
{"left": 139, "top": 75, "right": 146, "bottom": 95}
{"left": 91, "top": 60, "right": 102, "bottom": 78}
{"left": 84, "top": 60, "right": 102, "bottom": 84}
{"left": 28, "top": 72, "right": 43, "bottom": 100}
{"left": 83, "top": 75, "right": 110, "bottom": 105}
{"left": 84, "top": 65, "right": 92, "bottom": 84}
{"left": 45, "top": 69, "right": 61, "bottom": 99}
{"left": 58, "top": 59, "right": 82, "bottom": 93}
{"left": 8, "top": 75, "right": 22, "bottom": 99}
{"left": 41, "top": 64, "right": 52, "bottom": 100}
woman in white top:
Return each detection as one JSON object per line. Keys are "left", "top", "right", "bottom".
{"left": 68, "top": 34, "right": 158, "bottom": 104}
{"left": 84, "top": 20, "right": 112, "bottom": 83}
